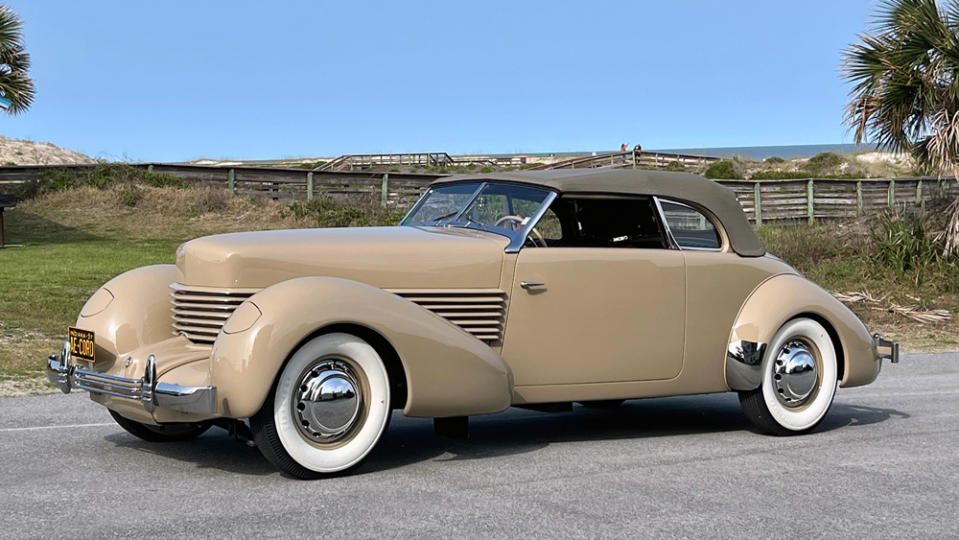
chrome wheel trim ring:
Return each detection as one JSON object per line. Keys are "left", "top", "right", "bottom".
{"left": 292, "top": 359, "right": 363, "bottom": 444}
{"left": 772, "top": 338, "right": 820, "bottom": 408}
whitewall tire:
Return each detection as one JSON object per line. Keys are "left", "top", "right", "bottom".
{"left": 739, "top": 318, "right": 838, "bottom": 435}
{"left": 251, "top": 333, "right": 391, "bottom": 478}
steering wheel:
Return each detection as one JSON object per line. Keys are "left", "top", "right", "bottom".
{"left": 495, "top": 215, "right": 546, "bottom": 247}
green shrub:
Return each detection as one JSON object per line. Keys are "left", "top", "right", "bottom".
{"left": 807, "top": 152, "right": 842, "bottom": 172}
{"left": 479, "top": 166, "right": 494, "bottom": 173}
{"left": 872, "top": 213, "right": 941, "bottom": 284}
{"left": 15, "top": 164, "right": 184, "bottom": 200}
{"left": 765, "top": 156, "right": 785, "bottom": 164}
{"left": 704, "top": 160, "right": 740, "bottom": 179}
{"left": 296, "top": 161, "right": 327, "bottom": 169}
{"left": 191, "top": 187, "right": 230, "bottom": 213}
{"left": 117, "top": 185, "right": 143, "bottom": 207}
{"left": 750, "top": 170, "right": 812, "bottom": 180}
{"left": 286, "top": 195, "right": 404, "bottom": 227}
{"left": 665, "top": 160, "right": 685, "bottom": 171}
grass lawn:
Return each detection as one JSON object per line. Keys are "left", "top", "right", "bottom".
{"left": 1, "top": 182, "right": 956, "bottom": 396}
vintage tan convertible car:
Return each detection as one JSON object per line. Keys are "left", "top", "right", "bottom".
{"left": 47, "top": 169, "right": 899, "bottom": 478}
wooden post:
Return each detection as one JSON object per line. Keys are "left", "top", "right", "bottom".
{"left": 632, "top": 151, "right": 637, "bottom": 169}
{"left": 307, "top": 172, "right": 314, "bottom": 201}
{"left": 856, "top": 181, "right": 863, "bottom": 217}
{"left": 916, "top": 179, "right": 922, "bottom": 206}
{"left": 228, "top": 168, "right": 236, "bottom": 195}
{"left": 807, "top": 179, "right": 814, "bottom": 224}
{"left": 381, "top": 173, "right": 389, "bottom": 208}
{"left": 753, "top": 182, "right": 762, "bottom": 225}
{"left": 888, "top": 179, "right": 895, "bottom": 208}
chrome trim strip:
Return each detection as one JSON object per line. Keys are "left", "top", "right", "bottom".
{"left": 725, "top": 339, "right": 767, "bottom": 391}
{"left": 452, "top": 182, "right": 488, "bottom": 222}
{"left": 507, "top": 190, "right": 558, "bottom": 253}
{"left": 653, "top": 196, "right": 680, "bottom": 250}
{"left": 400, "top": 186, "right": 434, "bottom": 224}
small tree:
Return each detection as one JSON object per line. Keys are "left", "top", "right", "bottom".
{"left": 0, "top": 5, "right": 34, "bottom": 115}
{"left": 843, "top": 0, "right": 959, "bottom": 254}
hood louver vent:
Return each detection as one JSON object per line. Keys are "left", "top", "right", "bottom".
{"left": 389, "top": 289, "right": 507, "bottom": 343}
{"left": 170, "top": 284, "right": 257, "bottom": 344}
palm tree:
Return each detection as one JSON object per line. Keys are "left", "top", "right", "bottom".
{"left": 843, "top": 0, "right": 959, "bottom": 255}
{"left": 0, "top": 4, "right": 34, "bottom": 115}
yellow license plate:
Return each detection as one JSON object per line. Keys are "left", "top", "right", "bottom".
{"left": 68, "top": 327, "right": 95, "bottom": 364}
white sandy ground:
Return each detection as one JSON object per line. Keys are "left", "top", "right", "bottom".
{"left": 854, "top": 151, "right": 912, "bottom": 165}
{"left": 0, "top": 135, "right": 94, "bottom": 166}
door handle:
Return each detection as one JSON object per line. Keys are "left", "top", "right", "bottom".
{"left": 520, "top": 281, "right": 545, "bottom": 289}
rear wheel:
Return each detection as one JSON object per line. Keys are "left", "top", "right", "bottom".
{"left": 250, "top": 333, "right": 391, "bottom": 479}
{"left": 109, "top": 409, "right": 211, "bottom": 442}
{"left": 738, "top": 318, "right": 838, "bottom": 435}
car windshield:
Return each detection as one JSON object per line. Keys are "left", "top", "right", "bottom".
{"left": 402, "top": 182, "right": 553, "bottom": 243}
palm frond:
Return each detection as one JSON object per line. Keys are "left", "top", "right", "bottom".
{"left": 0, "top": 5, "right": 34, "bottom": 115}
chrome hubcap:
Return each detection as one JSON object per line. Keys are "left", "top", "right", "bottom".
{"left": 294, "top": 359, "right": 362, "bottom": 443}
{"left": 773, "top": 339, "right": 818, "bottom": 407}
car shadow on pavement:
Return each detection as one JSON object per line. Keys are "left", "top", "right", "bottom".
{"left": 362, "top": 393, "right": 910, "bottom": 474}
{"left": 100, "top": 393, "right": 909, "bottom": 477}
{"left": 105, "top": 431, "right": 277, "bottom": 476}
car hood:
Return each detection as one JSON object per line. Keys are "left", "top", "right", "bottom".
{"left": 175, "top": 226, "right": 509, "bottom": 290}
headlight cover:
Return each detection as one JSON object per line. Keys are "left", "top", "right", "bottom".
{"left": 223, "top": 301, "right": 262, "bottom": 334}
{"left": 79, "top": 288, "right": 115, "bottom": 318}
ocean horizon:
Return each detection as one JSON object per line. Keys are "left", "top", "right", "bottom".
{"left": 520, "top": 143, "right": 882, "bottom": 161}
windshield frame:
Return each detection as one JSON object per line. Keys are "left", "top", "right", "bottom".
{"left": 401, "top": 181, "right": 558, "bottom": 253}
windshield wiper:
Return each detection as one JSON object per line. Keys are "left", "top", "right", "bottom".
{"left": 429, "top": 210, "right": 460, "bottom": 223}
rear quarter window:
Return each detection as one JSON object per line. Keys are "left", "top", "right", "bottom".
{"left": 659, "top": 200, "right": 722, "bottom": 250}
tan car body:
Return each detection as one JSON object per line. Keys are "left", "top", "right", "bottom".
{"left": 59, "top": 170, "right": 884, "bottom": 426}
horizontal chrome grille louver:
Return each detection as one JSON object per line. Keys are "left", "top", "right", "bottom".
{"left": 389, "top": 289, "right": 508, "bottom": 343}
{"left": 170, "top": 284, "right": 257, "bottom": 344}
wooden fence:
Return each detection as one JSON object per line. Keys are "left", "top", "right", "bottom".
{"left": 724, "top": 177, "right": 959, "bottom": 224}
{"left": 1, "top": 163, "right": 956, "bottom": 223}
{"left": 0, "top": 163, "right": 437, "bottom": 207}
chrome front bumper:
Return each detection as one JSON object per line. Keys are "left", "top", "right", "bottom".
{"left": 873, "top": 334, "right": 900, "bottom": 364}
{"left": 46, "top": 352, "right": 217, "bottom": 415}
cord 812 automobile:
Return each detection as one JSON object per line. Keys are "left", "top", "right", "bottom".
{"left": 47, "top": 169, "right": 899, "bottom": 478}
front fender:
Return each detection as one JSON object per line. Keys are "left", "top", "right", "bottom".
{"left": 211, "top": 277, "right": 512, "bottom": 419}
{"left": 74, "top": 264, "right": 178, "bottom": 369}
{"left": 725, "top": 274, "right": 879, "bottom": 391}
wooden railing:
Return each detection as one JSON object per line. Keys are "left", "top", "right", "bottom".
{"left": 316, "top": 152, "right": 530, "bottom": 171}
{"left": 1, "top": 164, "right": 955, "bottom": 222}
{"left": 530, "top": 150, "right": 721, "bottom": 170}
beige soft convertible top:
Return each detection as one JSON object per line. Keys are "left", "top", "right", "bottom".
{"left": 430, "top": 169, "right": 766, "bottom": 257}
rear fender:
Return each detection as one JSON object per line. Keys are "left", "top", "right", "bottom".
{"left": 725, "top": 274, "right": 879, "bottom": 391}
{"left": 211, "top": 277, "right": 512, "bottom": 419}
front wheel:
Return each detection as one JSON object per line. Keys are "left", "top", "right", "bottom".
{"left": 738, "top": 318, "right": 838, "bottom": 435}
{"left": 250, "top": 333, "right": 391, "bottom": 479}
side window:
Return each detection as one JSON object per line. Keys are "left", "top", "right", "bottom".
{"left": 535, "top": 208, "right": 563, "bottom": 242}
{"left": 533, "top": 196, "right": 669, "bottom": 249}
{"left": 659, "top": 200, "right": 722, "bottom": 250}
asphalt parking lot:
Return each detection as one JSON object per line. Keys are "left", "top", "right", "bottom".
{"left": 1, "top": 352, "right": 957, "bottom": 539}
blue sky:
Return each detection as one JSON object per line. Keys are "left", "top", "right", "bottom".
{"left": 3, "top": 0, "right": 879, "bottom": 161}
